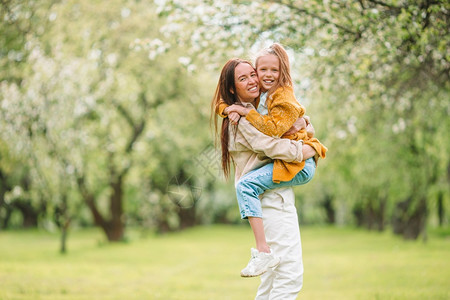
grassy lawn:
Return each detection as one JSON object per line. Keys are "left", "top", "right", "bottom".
{"left": 0, "top": 225, "right": 449, "bottom": 300}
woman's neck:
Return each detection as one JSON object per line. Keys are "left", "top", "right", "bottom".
{"left": 239, "top": 99, "right": 256, "bottom": 107}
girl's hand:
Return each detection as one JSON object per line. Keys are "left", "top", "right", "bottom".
{"left": 223, "top": 106, "right": 232, "bottom": 115}
{"left": 306, "top": 123, "right": 315, "bottom": 138}
{"left": 228, "top": 112, "right": 241, "bottom": 125}
{"left": 303, "top": 115, "right": 315, "bottom": 137}
{"left": 227, "top": 104, "right": 251, "bottom": 116}
{"left": 304, "top": 115, "right": 311, "bottom": 125}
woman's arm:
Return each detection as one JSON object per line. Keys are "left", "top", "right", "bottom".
{"left": 302, "top": 144, "right": 316, "bottom": 160}
{"left": 283, "top": 117, "right": 307, "bottom": 136}
{"left": 238, "top": 118, "right": 303, "bottom": 162}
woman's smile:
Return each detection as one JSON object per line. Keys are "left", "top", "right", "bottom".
{"left": 234, "top": 63, "right": 260, "bottom": 102}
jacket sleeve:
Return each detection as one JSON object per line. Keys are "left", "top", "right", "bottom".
{"left": 238, "top": 118, "right": 303, "bottom": 162}
{"left": 215, "top": 99, "right": 229, "bottom": 118}
{"left": 245, "top": 89, "right": 305, "bottom": 137}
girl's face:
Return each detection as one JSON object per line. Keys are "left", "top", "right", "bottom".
{"left": 256, "top": 54, "right": 280, "bottom": 92}
{"left": 234, "top": 63, "right": 259, "bottom": 103}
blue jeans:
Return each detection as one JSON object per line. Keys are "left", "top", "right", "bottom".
{"left": 236, "top": 158, "right": 316, "bottom": 219}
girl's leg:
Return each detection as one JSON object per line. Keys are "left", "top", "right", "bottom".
{"left": 236, "top": 163, "right": 281, "bottom": 277}
{"left": 248, "top": 217, "right": 270, "bottom": 253}
{"left": 236, "top": 163, "right": 274, "bottom": 254}
{"left": 241, "top": 215, "right": 281, "bottom": 277}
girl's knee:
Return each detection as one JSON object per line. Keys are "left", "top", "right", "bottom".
{"left": 237, "top": 176, "right": 256, "bottom": 191}
{"left": 236, "top": 179, "right": 257, "bottom": 200}
{"left": 236, "top": 179, "right": 248, "bottom": 194}
{"left": 303, "top": 165, "right": 316, "bottom": 182}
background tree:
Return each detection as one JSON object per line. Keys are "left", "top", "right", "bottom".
{"left": 0, "top": 0, "right": 230, "bottom": 244}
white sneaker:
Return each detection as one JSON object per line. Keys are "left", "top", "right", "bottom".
{"left": 240, "top": 248, "right": 280, "bottom": 277}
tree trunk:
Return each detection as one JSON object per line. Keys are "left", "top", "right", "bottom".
{"left": 392, "top": 196, "right": 427, "bottom": 240}
{"left": 367, "top": 197, "right": 386, "bottom": 231}
{"left": 352, "top": 195, "right": 386, "bottom": 231}
{"left": 322, "top": 194, "right": 335, "bottom": 224}
{"left": 178, "top": 205, "right": 197, "bottom": 229}
{"left": 77, "top": 173, "right": 125, "bottom": 242}
{"left": 15, "top": 200, "right": 39, "bottom": 228}
{"left": 0, "top": 169, "right": 9, "bottom": 229}
{"left": 60, "top": 219, "right": 70, "bottom": 254}
{"left": 437, "top": 191, "right": 444, "bottom": 227}
{"left": 106, "top": 175, "right": 124, "bottom": 241}
{"left": 77, "top": 175, "right": 109, "bottom": 239}
{"left": 54, "top": 193, "right": 71, "bottom": 254}
{"left": 1, "top": 205, "right": 12, "bottom": 229}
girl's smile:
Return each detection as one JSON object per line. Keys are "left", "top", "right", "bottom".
{"left": 256, "top": 54, "right": 280, "bottom": 92}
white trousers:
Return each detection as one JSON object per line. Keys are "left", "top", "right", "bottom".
{"left": 255, "top": 187, "right": 303, "bottom": 300}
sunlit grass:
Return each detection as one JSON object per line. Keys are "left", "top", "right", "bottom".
{"left": 0, "top": 225, "right": 449, "bottom": 299}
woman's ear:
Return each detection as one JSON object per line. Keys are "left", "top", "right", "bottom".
{"left": 229, "top": 88, "right": 234, "bottom": 95}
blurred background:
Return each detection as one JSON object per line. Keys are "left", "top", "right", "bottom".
{"left": 0, "top": 0, "right": 449, "bottom": 248}
{"left": 1, "top": 1, "right": 449, "bottom": 299}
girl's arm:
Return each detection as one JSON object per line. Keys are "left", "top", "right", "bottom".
{"left": 238, "top": 118, "right": 303, "bottom": 162}
{"left": 227, "top": 87, "right": 305, "bottom": 137}
{"left": 215, "top": 99, "right": 229, "bottom": 118}
{"left": 216, "top": 99, "right": 241, "bottom": 124}
{"left": 246, "top": 101, "right": 301, "bottom": 137}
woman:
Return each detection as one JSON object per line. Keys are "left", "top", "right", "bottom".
{"left": 212, "top": 58, "right": 316, "bottom": 299}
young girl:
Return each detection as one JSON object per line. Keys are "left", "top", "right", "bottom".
{"left": 215, "top": 43, "right": 327, "bottom": 277}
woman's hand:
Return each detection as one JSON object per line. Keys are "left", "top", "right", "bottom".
{"left": 302, "top": 144, "right": 316, "bottom": 160}
{"left": 226, "top": 104, "right": 251, "bottom": 116}
{"left": 228, "top": 112, "right": 241, "bottom": 125}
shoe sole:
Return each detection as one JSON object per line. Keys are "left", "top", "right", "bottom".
{"left": 240, "top": 258, "right": 281, "bottom": 278}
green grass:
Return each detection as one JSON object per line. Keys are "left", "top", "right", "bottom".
{"left": 0, "top": 225, "right": 449, "bottom": 300}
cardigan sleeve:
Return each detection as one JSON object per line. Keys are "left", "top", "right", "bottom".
{"left": 215, "top": 99, "right": 229, "bottom": 118}
{"left": 245, "top": 102, "right": 302, "bottom": 138}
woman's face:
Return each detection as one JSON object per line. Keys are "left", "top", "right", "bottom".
{"left": 234, "top": 63, "right": 259, "bottom": 103}
{"left": 256, "top": 54, "right": 280, "bottom": 92}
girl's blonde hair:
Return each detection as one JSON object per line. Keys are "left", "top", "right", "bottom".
{"left": 255, "top": 43, "right": 293, "bottom": 97}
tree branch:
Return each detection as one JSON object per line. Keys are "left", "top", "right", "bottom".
{"left": 76, "top": 174, "right": 106, "bottom": 228}
{"left": 269, "top": 0, "right": 362, "bottom": 38}
{"left": 365, "top": 0, "right": 402, "bottom": 10}
{"left": 0, "top": 0, "right": 29, "bottom": 34}
{"left": 358, "top": 0, "right": 366, "bottom": 10}
{"left": 115, "top": 102, "right": 135, "bottom": 129}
